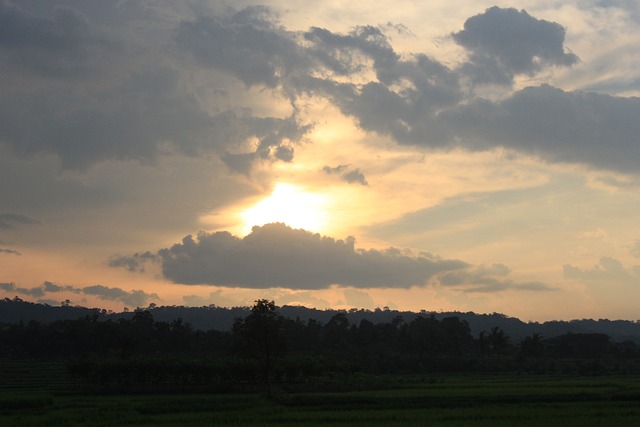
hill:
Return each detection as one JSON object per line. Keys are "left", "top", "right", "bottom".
{"left": 2, "top": 297, "right": 640, "bottom": 343}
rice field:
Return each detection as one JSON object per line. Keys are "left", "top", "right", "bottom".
{"left": 1, "top": 369, "right": 640, "bottom": 426}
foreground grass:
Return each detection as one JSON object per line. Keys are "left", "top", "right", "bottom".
{"left": 2, "top": 375, "right": 640, "bottom": 426}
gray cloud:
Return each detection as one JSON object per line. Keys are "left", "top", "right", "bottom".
{"left": 82, "top": 284, "right": 158, "bottom": 308}
{"left": 108, "top": 251, "right": 158, "bottom": 273}
{"left": 42, "top": 280, "right": 77, "bottom": 293}
{"left": 0, "top": 1, "right": 119, "bottom": 78}
{"left": 0, "top": 213, "right": 39, "bottom": 230}
{"left": 0, "top": 280, "right": 159, "bottom": 307}
{"left": 294, "top": 9, "right": 637, "bottom": 174}
{"left": 631, "top": 240, "right": 640, "bottom": 259}
{"left": 564, "top": 257, "right": 640, "bottom": 286}
{"left": 0, "top": 2, "right": 311, "bottom": 171}
{"left": 438, "top": 263, "right": 555, "bottom": 293}
{"left": 304, "top": 25, "right": 399, "bottom": 79}
{"left": 175, "top": 6, "right": 307, "bottom": 88}
{"left": 1, "top": 2, "right": 637, "bottom": 175}
{"left": 0, "top": 213, "right": 34, "bottom": 256}
{"left": 343, "top": 169, "right": 368, "bottom": 186}
{"left": 323, "top": 164, "right": 368, "bottom": 186}
{"left": 0, "top": 281, "right": 44, "bottom": 297}
{"left": 115, "top": 223, "right": 468, "bottom": 289}
{"left": 0, "top": 248, "right": 21, "bottom": 256}
{"left": 441, "top": 85, "right": 640, "bottom": 173}
{"left": 344, "top": 288, "right": 375, "bottom": 308}
{"left": 595, "top": 176, "right": 639, "bottom": 190}
{"left": 452, "top": 6, "right": 578, "bottom": 85}
{"left": 0, "top": 282, "right": 15, "bottom": 292}
{"left": 183, "top": 290, "right": 245, "bottom": 308}
{"left": 215, "top": 114, "right": 310, "bottom": 174}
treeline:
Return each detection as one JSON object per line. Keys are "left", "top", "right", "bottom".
{"left": 3, "top": 297, "right": 640, "bottom": 343}
{"left": 2, "top": 300, "right": 640, "bottom": 393}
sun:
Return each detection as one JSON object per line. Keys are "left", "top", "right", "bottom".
{"left": 240, "top": 183, "right": 329, "bottom": 235}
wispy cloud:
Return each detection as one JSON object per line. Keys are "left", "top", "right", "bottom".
{"left": 0, "top": 280, "right": 159, "bottom": 307}
{"left": 438, "top": 263, "right": 555, "bottom": 293}
{"left": 0, "top": 248, "right": 21, "bottom": 256}
{"left": 0, "top": 213, "right": 39, "bottom": 230}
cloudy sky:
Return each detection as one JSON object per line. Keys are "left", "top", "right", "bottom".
{"left": 1, "top": 0, "right": 639, "bottom": 321}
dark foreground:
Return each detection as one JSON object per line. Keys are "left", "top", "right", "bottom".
{"left": 2, "top": 375, "right": 640, "bottom": 426}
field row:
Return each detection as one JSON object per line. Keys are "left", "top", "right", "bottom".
{"left": 2, "top": 375, "right": 640, "bottom": 426}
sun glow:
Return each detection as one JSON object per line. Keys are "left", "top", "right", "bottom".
{"left": 240, "top": 183, "right": 329, "bottom": 235}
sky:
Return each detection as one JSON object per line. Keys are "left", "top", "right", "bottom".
{"left": 1, "top": 0, "right": 640, "bottom": 322}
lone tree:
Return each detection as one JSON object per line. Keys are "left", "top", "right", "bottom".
{"left": 232, "top": 299, "right": 284, "bottom": 395}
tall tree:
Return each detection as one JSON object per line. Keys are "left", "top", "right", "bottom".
{"left": 232, "top": 299, "right": 284, "bottom": 395}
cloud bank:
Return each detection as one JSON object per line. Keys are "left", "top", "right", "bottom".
{"left": 438, "top": 263, "right": 555, "bottom": 293}
{"left": 113, "top": 222, "right": 553, "bottom": 293}
{"left": 0, "top": 3, "right": 638, "bottom": 174}
{"left": 116, "top": 223, "right": 467, "bottom": 289}
{"left": 0, "top": 281, "right": 158, "bottom": 307}
{"left": 564, "top": 257, "right": 640, "bottom": 287}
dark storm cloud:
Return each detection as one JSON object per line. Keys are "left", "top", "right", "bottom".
{"left": 114, "top": 223, "right": 468, "bottom": 289}
{"left": 452, "top": 7, "right": 578, "bottom": 85}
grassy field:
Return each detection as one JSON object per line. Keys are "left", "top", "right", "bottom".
{"left": 1, "top": 374, "right": 640, "bottom": 426}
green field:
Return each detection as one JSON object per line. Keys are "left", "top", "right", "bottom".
{"left": 2, "top": 374, "right": 640, "bottom": 426}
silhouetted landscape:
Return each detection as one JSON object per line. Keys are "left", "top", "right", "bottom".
{"left": 3, "top": 0, "right": 640, "bottom": 424}
{"left": 2, "top": 297, "right": 640, "bottom": 390}
{"left": 2, "top": 297, "right": 640, "bottom": 425}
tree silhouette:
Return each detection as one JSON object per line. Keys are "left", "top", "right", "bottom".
{"left": 488, "top": 326, "right": 509, "bottom": 356}
{"left": 519, "top": 333, "right": 544, "bottom": 359}
{"left": 232, "top": 299, "right": 284, "bottom": 395}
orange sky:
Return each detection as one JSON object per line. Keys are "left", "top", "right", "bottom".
{"left": 1, "top": 1, "right": 640, "bottom": 321}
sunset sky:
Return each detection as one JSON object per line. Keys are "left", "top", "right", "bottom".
{"left": 1, "top": 0, "right": 640, "bottom": 321}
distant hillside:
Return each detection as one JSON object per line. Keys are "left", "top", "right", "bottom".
{"left": 2, "top": 297, "right": 640, "bottom": 343}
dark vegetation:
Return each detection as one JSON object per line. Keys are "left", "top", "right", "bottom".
{"left": 2, "top": 297, "right": 640, "bottom": 396}
{"left": 3, "top": 376, "right": 640, "bottom": 426}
